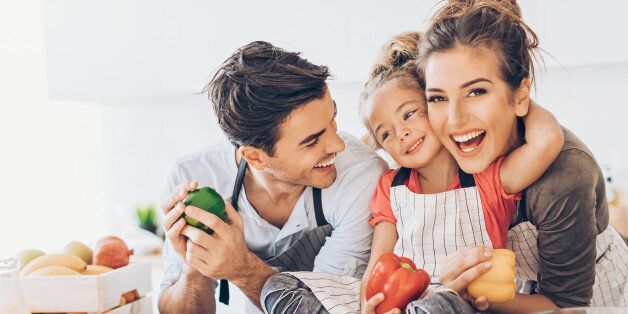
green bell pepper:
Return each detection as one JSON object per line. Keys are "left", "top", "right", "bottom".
{"left": 182, "top": 186, "right": 228, "bottom": 234}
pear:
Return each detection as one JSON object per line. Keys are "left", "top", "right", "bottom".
{"left": 63, "top": 241, "right": 93, "bottom": 264}
{"left": 16, "top": 249, "right": 45, "bottom": 270}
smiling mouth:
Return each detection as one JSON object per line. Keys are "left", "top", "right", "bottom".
{"left": 450, "top": 130, "right": 486, "bottom": 153}
{"left": 314, "top": 155, "right": 336, "bottom": 168}
{"left": 406, "top": 137, "right": 425, "bottom": 154}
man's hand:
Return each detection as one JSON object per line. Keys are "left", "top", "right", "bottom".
{"left": 162, "top": 180, "right": 199, "bottom": 258}
{"left": 439, "top": 245, "right": 493, "bottom": 311}
{"left": 181, "top": 202, "right": 252, "bottom": 281}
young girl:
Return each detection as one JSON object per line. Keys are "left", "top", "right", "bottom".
{"left": 358, "top": 30, "right": 563, "bottom": 313}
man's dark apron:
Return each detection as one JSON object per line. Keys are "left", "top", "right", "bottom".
{"left": 219, "top": 158, "right": 333, "bottom": 304}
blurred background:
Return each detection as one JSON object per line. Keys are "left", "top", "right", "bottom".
{"left": 2, "top": 0, "right": 628, "bottom": 312}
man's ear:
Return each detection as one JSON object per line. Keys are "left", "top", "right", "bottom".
{"left": 239, "top": 146, "right": 269, "bottom": 170}
{"left": 514, "top": 78, "right": 531, "bottom": 117}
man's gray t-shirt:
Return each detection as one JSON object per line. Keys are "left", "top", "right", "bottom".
{"left": 521, "top": 127, "right": 608, "bottom": 307}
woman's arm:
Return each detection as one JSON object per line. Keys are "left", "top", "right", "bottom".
{"left": 360, "top": 221, "right": 398, "bottom": 313}
{"left": 500, "top": 101, "right": 564, "bottom": 194}
{"left": 488, "top": 292, "right": 557, "bottom": 313}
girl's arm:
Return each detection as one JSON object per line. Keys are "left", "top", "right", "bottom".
{"left": 500, "top": 101, "right": 564, "bottom": 194}
{"left": 360, "top": 221, "right": 398, "bottom": 313}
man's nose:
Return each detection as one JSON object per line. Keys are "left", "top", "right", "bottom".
{"left": 325, "top": 131, "right": 345, "bottom": 154}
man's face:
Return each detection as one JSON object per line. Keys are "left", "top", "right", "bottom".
{"left": 265, "top": 88, "right": 345, "bottom": 189}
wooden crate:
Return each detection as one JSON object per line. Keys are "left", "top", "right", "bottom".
{"left": 21, "top": 261, "right": 152, "bottom": 313}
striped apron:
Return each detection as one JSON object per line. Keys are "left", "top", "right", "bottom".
{"left": 508, "top": 197, "right": 628, "bottom": 306}
{"left": 220, "top": 158, "right": 333, "bottom": 305}
{"left": 392, "top": 167, "right": 628, "bottom": 306}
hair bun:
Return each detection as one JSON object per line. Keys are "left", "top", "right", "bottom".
{"left": 370, "top": 32, "right": 422, "bottom": 78}
{"left": 432, "top": 0, "right": 522, "bottom": 26}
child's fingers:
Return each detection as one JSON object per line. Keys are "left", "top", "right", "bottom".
{"left": 365, "top": 293, "right": 385, "bottom": 310}
{"left": 474, "top": 296, "right": 489, "bottom": 311}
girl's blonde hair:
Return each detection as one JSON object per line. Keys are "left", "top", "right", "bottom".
{"left": 359, "top": 31, "right": 425, "bottom": 149}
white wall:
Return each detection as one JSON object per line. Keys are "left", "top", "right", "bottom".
{"left": 42, "top": 0, "right": 628, "bottom": 100}
{"left": 0, "top": 1, "right": 106, "bottom": 256}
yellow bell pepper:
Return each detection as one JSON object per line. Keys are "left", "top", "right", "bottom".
{"left": 467, "top": 248, "right": 516, "bottom": 302}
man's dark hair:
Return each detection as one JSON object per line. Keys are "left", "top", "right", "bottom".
{"left": 205, "top": 41, "right": 331, "bottom": 156}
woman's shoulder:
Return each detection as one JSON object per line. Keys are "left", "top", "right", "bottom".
{"left": 525, "top": 127, "right": 607, "bottom": 227}
{"left": 532, "top": 127, "right": 602, "bottom": 189}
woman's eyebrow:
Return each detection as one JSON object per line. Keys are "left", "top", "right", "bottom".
{"left": 461, "top": 78, "right": 492, "bottom": 88}
{"left": 426, "top": 78, "right": 493, "bottom": 92}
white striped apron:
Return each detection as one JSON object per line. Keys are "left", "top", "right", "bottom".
{"left": 508, "top": 215, "right": 628, "bottom": 306}
{"left": 390, "top": 168, "right": 493, "bottom": 285}
{"left": 392, "top": 167, "right": 628, "bottom": 306}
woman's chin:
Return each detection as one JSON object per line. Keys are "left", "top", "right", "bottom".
{"left": 456, "top": 158, "right": 492, "bottom": 174}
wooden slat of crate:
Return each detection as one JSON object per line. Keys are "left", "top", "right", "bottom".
{"left": 21, "top": 261, "right": 151, "bottom": 313}
{"left": 97, "top": 262, "right": 152, "bottom": 312}
{"left": 98, "top": 295, "right": 152, "bottom": 314}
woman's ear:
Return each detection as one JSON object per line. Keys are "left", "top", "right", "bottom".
{"left": 514, "top": 78, "right": 531, "bottom": 117}
{"left": 239, "top": 146, "right": 268, "bottom": 170}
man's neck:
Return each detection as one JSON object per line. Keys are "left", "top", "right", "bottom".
{"left": 236, "top": 150, "right": 305, "bottom": 228}
{"left": 413, "top": 147, "right": 459, "bottom": 194}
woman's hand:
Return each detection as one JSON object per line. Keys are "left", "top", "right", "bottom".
{"left": 439, "top": 245, "right": 493, "bottom": 311}
{"left": 361, "top": 293, "right": 401, "bottom": 314}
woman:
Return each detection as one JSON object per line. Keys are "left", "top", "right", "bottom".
{"left": 418, "top": 0, "right": 628, "bottom": 311}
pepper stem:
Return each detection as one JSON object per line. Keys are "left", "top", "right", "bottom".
{"left": 399, "top": 262, "right": 414, "bottom": 272}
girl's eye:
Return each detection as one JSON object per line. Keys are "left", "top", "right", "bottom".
{"left": 305, "top": 138, "right": 320, "bottom": 148}
{"left": 427, "top": 95, "right": 445, "bottom": 103}
{"left": 468, "top": 88, "right": 487, "bottom": 97}
{"left": 403, "top": 110, "right": 417, "bottom": 120}
{"left": 381, "top": 131, "right": 391, "bottom": 141}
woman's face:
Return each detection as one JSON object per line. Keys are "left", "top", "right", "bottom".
{"left": 423, "top": 45, "right": 529, "bottom": 173}
{"left": 364, "top": 81, "right": 444, "bottom": 169}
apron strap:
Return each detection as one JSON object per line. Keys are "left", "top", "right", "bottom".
{"left": 219, "top": 156, "right": 248, "bottom": 305}
{"left": 392, "top": 167, "right": 477, "bottom": 188}
{"left": 391, "top": 167, "right": 412, "bottom": 187}
{"left": 510, "top": 189, "right": 528, "bottom": 228}
{"left": 313, "top": 188, "right": 328, "bottom": 226}
{"left": 231, "top": 157, "right": 248, "bottom": 211}
{"left": 458, "top": 168, "right": 476, "bottom": 188}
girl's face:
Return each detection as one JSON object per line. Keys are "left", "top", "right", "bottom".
{"left": 364, "top": 81, "right": 444, "bottom": 169}
{"left": 423, "top": 45, "right": 529, "bottom": 174}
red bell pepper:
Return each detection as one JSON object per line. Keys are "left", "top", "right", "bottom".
{"left": 365, "top": 253, "right": 431, "bottom": 314}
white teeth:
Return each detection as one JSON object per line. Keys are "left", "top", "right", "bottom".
{"left": 453, "top": 130, "right": 485, "bottom": 143}
{"left": 461, "top": 146, "right": 477, "bottom": 153}
{"left": 407, "top": 138, "right": 424, "bottom": 153}
{"left": 315, "top": 156, "right": 335, "bottom": 168}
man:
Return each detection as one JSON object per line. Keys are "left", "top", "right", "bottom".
{"left": 157, "top": 41, "right": 388, "bottom": 313}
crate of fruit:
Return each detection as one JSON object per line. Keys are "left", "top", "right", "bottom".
{"left": 16, "top": 236, "right": 153, "bottom": 313}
